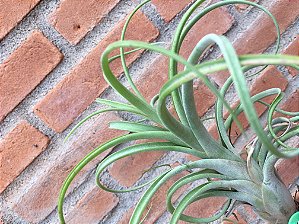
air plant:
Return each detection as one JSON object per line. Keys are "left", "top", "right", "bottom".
{"left": 58, "top": 0, "right": 299, "bottom": 223}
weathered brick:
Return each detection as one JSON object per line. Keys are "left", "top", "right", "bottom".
{"left": 274, "top": 89, "right": 299, "bottom": 118}
{"left": 276, "top": 156, "right": 299, "bottom": 187}
{"left": 133, "top": 56, "right": 169, "bottom": 102}
{"left": 283, "top": 36, "right": 299, "bottom": 77}
{"left": 0, "top": 121, "right": 49, "bottom": 194}
{"left": 109, "top": 144, "right": 164, "bottom": 187}
{"left": 13, "top": 113, "right": 125, "bottom": 223}
{"left": 175, "top": 6, "right": 233, "bottom": 90}
{"left": 236, "top": 204, "right": 260, "bottom": 223}
{"left": 212, "top": 0, "right": 299, "bottom": 85}
{"left": 152, "top": 0, "right": 192, "bottom": 22}
{"left": 0, "top": 0, "right": 40, "bottom": 40}
{"left": 208, "top": 66, "right": 288, "bottom": 143}
{"left": 249, "top": 67, "right": 288, "bottom": 96}
{"left": 179, "top": 7, "right": 233, "bottom": 61}
{"left": 193, "top": 80, "right": 216, "bottom": 117}
{"left": 235, "top": 0, "right": 258, "bottom": 11}
{"left": 235, "top": 0, "right": 299, "bottom": 54}
{"left": 274, "top": 89, "right": 299, "bottom": 187}
{"left": 50, "top": 0, "right": 120, "bottom": 44}
{"left": 34, "top": 11, "right": 159, "bottom": 133}
{"left": 65, "top": 186, "right": 119, "bottom": 224}
{"left": 0, "top": 31, "right": 62, "bottom": 122}
{"left": 119, "top": 163, "right": 189, "bottom": 223}
{"left": 178, "top": 197, "right": 227, "bottom": 224}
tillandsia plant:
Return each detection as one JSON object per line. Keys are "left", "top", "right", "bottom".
{"left": 58, "top": 0, "right": 299, "bottom": 223}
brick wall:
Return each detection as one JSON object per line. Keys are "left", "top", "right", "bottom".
{"left": 0, "top": 0, "right": 298, "bottom": 223}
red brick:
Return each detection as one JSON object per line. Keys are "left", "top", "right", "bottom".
{"left": 212, "top": 0, "right": 299, "bottom": 85}
{"left": 133, "top": 56, "right": 169, "bottom": 102}
{"left": 249, "top": 67, "right": 288, "bottom": 96}
{"left": 235, "top": 0, "right": 258, "bottom": 11}
{"left": 50, "top": 0, "right": 120, "bottom": 44}
{"left": 0, "top": 121, "right": 49, "bottom": 194}
{"left": 185, "top": 154, "right": 201, "bottom": 162}
{"left": 34, "top": 11, "right": 159, "bottom": 133}
{"left": 193, "top": 80, "right": 216, "bottom": 117}
{"left": 65, "top": 186, "right": 119, "bottom": 224}
{"left": 208, "top": 66, "right": 288, "bottom": 144}
{"left": 237, "top": 204, "right": 259, "bottom": 223}
{"left": 179, "top": 7, "right": 233, "bottom": 61}
{"left": 208, "top": 124, "right": 219, "bottom": 141}
{"left": 13, "top": 113, "right": 125, "bottom": 223}
{"left": 178, "top": 197, "right": 227, "bottom": 224}
{"left": 276, "top": 156, "right": 299, "bottom": 187}
{"left": 109, "top": 143, "right": 164, "bottom": 187}
{"left": 283, "top": 36, "right": 299, "bottom": 77}
{"left": 175, "top": 6, "right": 233, "bottom": 83}
{"left": 274, "top": 90, "right": 299, "bottom": 187}
{"left": 236, "top": 0, "right": 299, "bottom": 54}
{"left": 0, "top": 0, "right": 41, "bottom": 40}
{"left": 0, "top": 31, "right": 62, "bottom": 122}
{"left": 152, "top": 0, "right": 192, "bottom": 22}
{"left": 119, "top": 163, "right": 189, "bottom": 223}
{"left": 274, "top": 89, "right": 299, "bottom": 118}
